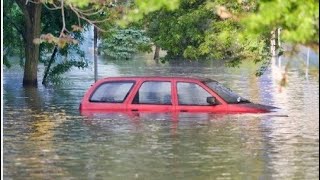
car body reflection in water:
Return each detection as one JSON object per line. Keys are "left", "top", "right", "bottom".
{"left": 80, "top": 110, "right": 285, "bottom": 135}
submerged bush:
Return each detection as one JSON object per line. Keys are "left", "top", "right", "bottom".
{"left": 99, "top": 29, "right": 152, "bottom": 60}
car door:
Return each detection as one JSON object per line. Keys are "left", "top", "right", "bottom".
{"left": 127, "top": 80, "right": 175, "bottom": 112}
{"left": 174, "top": 81, "right": 227, "bottom": 113}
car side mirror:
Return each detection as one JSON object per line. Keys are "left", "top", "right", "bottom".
{"left": 206, "top": 97, "right": 217, "bottom": 105}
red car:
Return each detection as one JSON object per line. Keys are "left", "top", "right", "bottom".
{"left": 79, "top": 76, "right": 277, "bottom": 113}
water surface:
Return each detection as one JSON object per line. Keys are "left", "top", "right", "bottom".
{"left": 3, "top": 54, "right": 319, "bottom": 179}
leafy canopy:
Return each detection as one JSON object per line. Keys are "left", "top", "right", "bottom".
{"left": 141, "top": 0, "right": 269, "bottom": 67}
{"left": 244, "top": 0, "right": 319, "bottom": 46}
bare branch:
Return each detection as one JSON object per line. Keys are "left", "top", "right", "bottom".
{"left": 60, "top": 0, "right": 66, "bottom": 37}
{"left": 51, "top": 1, "right": 61, "bottom": 9}
{"left": 37, "top": 0, "right": 116, "bottom": 47}
{"left": 69, "top": 5, "right": 108, "bottom": 25}
{"left": 69, "top": 4, "right": 108, "bottom": 32}
{"left": 43, "top": 2, "right": 61, "bottom": 10}
{"left": 25, "top": 0, "right": 41, "bottom": 4}
{"left": 71, "top": 6, "right": 96, "bottom": 13}
{"left": 72, "top": 6, "right": 105, "bottom": 17}
{"left": 77, "top": 15, "right": 82, "bottom": 27}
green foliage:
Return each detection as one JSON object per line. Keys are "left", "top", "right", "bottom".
{"left": 99, "top": 28, "right": 152, "bottom": 60}
{"left": 198, "top": 19, "right": 270, "bottom": 66}
{"left": 64, "top": 0, "right": 93, "bottom": 8}
{"left": 3, "top": 0, "right": 25, "bottom": 68}
{"left": 244, "top": 0, "right": 319, "bottom": 45}
{"left": 7, "top": 0, "right": 318, "bottom": 83}
{"left": 143, "top": 0, "right": 213, "bottom": 60}
{"left": 119, "top": 0, "right": 180, "bottom": 25}
{"left": 142, "top": 0, "right": 269, "bottom": 66}
{"left": 197, "top": 1, "right": 270, "bottom": 66}
{"left": 47, "top": 60, "right": 88, "bottom": 82}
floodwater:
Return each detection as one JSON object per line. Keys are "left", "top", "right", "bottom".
{"left": 3, "top": 52, "right": 319, "bottom": 179}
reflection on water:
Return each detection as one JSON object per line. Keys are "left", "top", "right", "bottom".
{"left": 3, "top": 54, "right": 319, "bottom": 179}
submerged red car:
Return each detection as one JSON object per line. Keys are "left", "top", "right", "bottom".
{"left": 79, "top": 76, "right": 277, "bottom": 113}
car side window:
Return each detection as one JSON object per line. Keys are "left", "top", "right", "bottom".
{"left": 177, "top": 82, "right": 212, "bottom": 106}
{"left": 90, "top": 81, "right": 134, "bottom": 103}
{"left": 133, "top": 81, "right": 172, "bottom": 105}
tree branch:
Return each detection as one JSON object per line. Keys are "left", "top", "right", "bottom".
{"left": 71, "top": 6, "right": 105, "bottom": 16}
{"left": 43, "top": 2, "right": 62, "bottom": 10}
{"left": 69, "top": 4, "right": 107, "bottom": 32}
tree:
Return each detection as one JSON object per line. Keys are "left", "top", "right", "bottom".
{"left": 3, "top": 0, "right": 102, "bottom": 87}
{"left": 4, "top": 0, "right": 90, "bottom": 86}
{"left": 119, "top": 0, "right": 180, "bottom": 24}
{"left": 143, "top": 0, "right": 214, "bottom": 60}
{"left": 99, "top": 28, "right": 152, "bottom": 60}
{"left": 244, "top": 0, "right": 319, "bottom": 48}
{"left": 40, "top": 7, "right": 89, "bottom": 85}
{"left": 196, "top": 1, "right": 270, "bottom": 67}
{"left": 12, "top": 0, "right": 42, "bottom": 87}
{"left": 141, "top": 0, "right": 268, "bottom": 67}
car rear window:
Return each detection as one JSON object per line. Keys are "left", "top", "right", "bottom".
{"left": 90, "top": 81, "right": 134, "bottom": 103}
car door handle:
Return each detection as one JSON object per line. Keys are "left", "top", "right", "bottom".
{"left": 131, "top": 109, "right": 139, "bottom": 112}
{"left": 180, "top": 110, "right": 188, "bottom": 112}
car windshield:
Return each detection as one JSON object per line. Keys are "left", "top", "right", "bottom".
{"left": 204, "top": 81, "right": 250, "bottom": 104}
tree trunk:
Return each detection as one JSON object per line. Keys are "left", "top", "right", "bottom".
{"left": 270, "top": 30, "right": 277, "bottom": 57}
{"left": 94, "top": 26, "right": 98, "bottom": 82}
{"left": 42, "top": 46, "right": 58, "bottom": 85}
{"left": 154, "top": 45, "right": 160, "bottom": 62}
{"left": 16, "top": 0, "right": 42, "bottom": 87}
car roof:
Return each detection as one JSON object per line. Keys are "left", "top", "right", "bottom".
{"left": 100, "top": 76, "right": 216, "bottom": 82}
